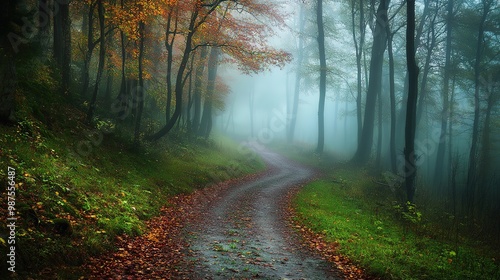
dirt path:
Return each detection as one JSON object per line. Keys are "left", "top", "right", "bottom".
{"left": 179, "top": 146, "right": 340, "bottom": 279}
{"left": 83, "top": 146, "right": 342, "bottom": 279}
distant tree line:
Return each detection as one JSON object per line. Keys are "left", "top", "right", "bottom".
{"left": 0, "top": 0, "right": 290, "bottom": 144}
{"left": 286, "top": 0, "right": 499, "bottom": 222}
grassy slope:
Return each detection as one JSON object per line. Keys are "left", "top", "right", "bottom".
{"left": 273, "top": 144, "right": 500, "bottom": 280}
{"left": 0, "top": 59, "right": 264, "bottom": 278}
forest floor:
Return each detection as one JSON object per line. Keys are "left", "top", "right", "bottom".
{"left": 84, "top": 144, "right": 368, "bottom": 279}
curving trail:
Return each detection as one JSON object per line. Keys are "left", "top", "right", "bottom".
{"left": 180, "top": 145, "right": 340, "bottom": 279}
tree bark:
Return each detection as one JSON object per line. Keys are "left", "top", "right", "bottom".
{"left": 416, "top": 9, "right": 438, "bottom": 127}
{"left": 404, "top": 0, "right": 419, "bottom": 203}
{"left": 387, "top": 28, "right": 397, "bottom": 173}
{"left": 164, "top": 9, "right": 178, "bottom": 125}
{"left": 191, "top": 48, "right": 208, "bottom": 134}
{"left": 148, "top": 7, "right": 201, "bottom": 141}
{"left": 86, "top": 0, "right": 105, "bottom": 123}
{"left": 352, "top": 0, "right": 390, "bottom": 163}
{"left": 376, "top": 80, "right": 383, "bottom": 166}
{"left": 396, "top": 0, "right": 429, "bottom": 148}
{"left": 199, "top": 47, "right": 219, "bottom": 139}
{"left": 53, "top": 0, "right": 71, "bottom": 95}
{"left": 316, "top": 0, "right": 327, "bottom": 154}
{"left": 465, "top": 0, "right": 491, "bottom": 216}
{"left": 433, "top": 0, "right": 453, "bottom": 188}
{"left": 0, "top": 0, "right": 18, "bottom": 123}
{"left": 115, "top": 28, "right": 129, "bottom": 120}
{"left": 81, "top": 2, "right": 96, "bottom": 97}
{"left": 352, "top": 0, "right": 366, "bottom": 146}
{"left": 134, "top": 21, "right": 145, "bottom": 146}
{"left": 38, "top": 0, "right": 51, "bottom": 52}
{"left": 288, "top": 2, "right": 306, "bottom": 143}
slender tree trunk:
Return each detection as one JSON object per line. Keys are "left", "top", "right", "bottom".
{"left": 404, "top": 0, "right": 419, "bottom": 203}
{"left": 191, "top": 48, "right": 208, "bottom": 134}
{"left": 465, "top": 0, "right": 491, "bottom": 216}
{"left": 81, "top": 2, "right": 95, "bottom": 97}
{"left": 376, "top": 83, "right": 383, "bottom": 166}
{"left": 288, "top": 2, "right": 306, "bottom": 143}
{"left": 352, "top": 0, "right": 366, "bottom": 145}
{"left": 115, "top": 0, "right": 129, "bottom": 121}
{"left": 447, "top": 75, "right": 456, "bottom": 195}
{"left": 199, "top": 47, "right": 219, "bottom": 139}
{"left": 0, "top": 0, "right": 18, "bottom": 123}
{"left": 316, "top": 0, "right": 327, "bottom": 153}
{"left": 38, "top": 0, "right": 51, "bottom": 52}
{"left": 86, "top": 0, "right": 105, "bottom": 123}
{"left": 416, "top": 15, "right": 437, "bottom": 127}
{"left": 387, "top": 30, "right": 397, "bottom": 173}
{"left": 164, "top": 7, "right": 179, "bottom": 126}
{"left": 134, "top": 21, "right": 145, "bottom": 146}
{"left": 434, "top": 0, "right": 453, "bottom": 188}
{"left": 148, "top": 7, "right": 201, "bottom": 141}
{"left": 477, "top": 92, "right": 494, "bottom": 214}
{"left": 396, "top": 0, "right": 429, "bottom": 146}
{"left": 53, "top": 0, "right": 71, "bottom": 96}
{"left": 186, "top": 53, "right": 195, "bottom": 131}
{"left": 104, "top": 30, "right": 115, "bottom": 107}
{"left": 352, "top": 0, "right": 390, "bottom": 163}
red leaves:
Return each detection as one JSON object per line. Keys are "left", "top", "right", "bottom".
{"left": 84, "top": 193, "right": 196, "bottom": 278}
{"left": 84, "top": 172, "right": 265, "bottom": 279}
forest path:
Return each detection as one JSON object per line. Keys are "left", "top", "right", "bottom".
{"left": 84, "top": 145, "right": 341, "bottom": 279}
{"left": 179, "top": 145, "right": 340, "bottom": 279}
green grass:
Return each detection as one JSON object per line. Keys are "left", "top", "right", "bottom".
{"left": 292, "top": 163, "right": 500, "bottom": 280}
{"left": 0, "top": 67, "right": 264, "bottom": 278}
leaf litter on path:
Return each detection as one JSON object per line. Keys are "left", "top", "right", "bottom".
{"left": 85, "top": 146, "right": 367, "bottom": 279}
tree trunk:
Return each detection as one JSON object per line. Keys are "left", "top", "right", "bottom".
{"left": 199, "top": 47, "right": 219, "bottom": 139}
{"left": 352, "top": 0, "right": 366, "bottom": 146}
{"left": 376, "top": 81, "right": 382, "bottom": 166}
{"left": 387, "top": 29, "right": 397, "bottom": 173}
{"left": 148, "top": 7, "right": 201, "bottom": 141}
{"left": 104, "top": 30, "right": 115, "bottom": 107}
{"left": 316, "top": 0, "right": 327, "bottom": 154}
{"left": 186, "top": 53, "right": 195, "bottom": 130}
{"left": 53, "top": 0, "right": 71, "bottom": 96}
{"left": 352, "top": 0, "right": 390, "bottom": 163}
{"left": 0, "top": 0, "right": 18, "bottom": 123}
{"left": 415, "top": 14, "right": 437, "bottom": 127}
{"left": 163, "top": 8, "right": 179, "bottom": 126}
{"left": 38, "top": 0, "right": 51, "bottom": 52}
{"left": 465, "top": 0, "right": 491, "bottom": 216}
{"left": 447, "top": 75, "right": 456, "bottom": 197}
{"left": 288, "top": 2, "right": 306, "bottom": 143}
{"left": 134, "top": 21, "right": 145, "bottom": 146}
{"left": 396, "top": 0, "right": 429, "bottom": 148}
{"left": 115, "top": 0, "right": 129, "bottom": 121}
{"left": 191, "top": 48, "right": 208, "bottom": 134}
{"left": 86, "top": 0, "right": 105, "bottom": 123}
{"left": 81, "top": 3, "right": 94, "bottom": 97}
{"left": 433, "top": 0, "right": 453, "bottom": 188}
{"left": 404, "top": 0, "right": 419, "bottom": 203}
{"left": 477, "top": 91, "right": 494, "bottom": 214}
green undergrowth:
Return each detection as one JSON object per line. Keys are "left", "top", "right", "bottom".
{"left": 277, "top": 145, "right": 500, "bottom": 280}
{"left": 0, "top": 58, "right": 264, "bottom": 278}
{"left": 0, "top": 119, "right": 263, "bottom": 278}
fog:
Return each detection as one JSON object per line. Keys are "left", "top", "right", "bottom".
{"left": 214, "top": 66, "right": 359, "bottom": 160}
{"left": 208, "top": 0, "right": 500, "bottom": 215}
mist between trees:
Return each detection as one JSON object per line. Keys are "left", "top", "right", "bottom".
{"left": 1, "top": 0, "right": 499, "bottom": 249}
